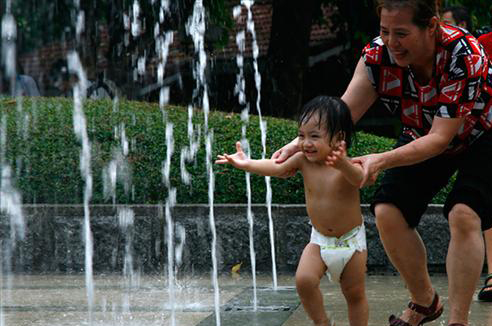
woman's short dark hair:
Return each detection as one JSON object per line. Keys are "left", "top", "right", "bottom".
{"left": 298, "top": 96, "right": 355, "bottom": 149}
{"left": 376, "top": 0, "right": 438, "bottom": 29}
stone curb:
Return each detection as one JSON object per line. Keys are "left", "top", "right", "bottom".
{"left": 0, "top": 204, "right": 450, "bottom": 273}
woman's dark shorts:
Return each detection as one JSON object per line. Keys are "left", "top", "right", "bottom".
{"left": 371, "top": 130, "right": 492, "bottom": 230}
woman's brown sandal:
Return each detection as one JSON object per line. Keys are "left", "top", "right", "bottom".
{"left": 388, "top": 291, "right": 443, "bottom": 326}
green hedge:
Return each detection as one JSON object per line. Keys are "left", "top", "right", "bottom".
{"left": 0, "top": 97, "right": 451, "bottom": 204}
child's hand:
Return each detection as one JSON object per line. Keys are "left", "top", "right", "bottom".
{"left": 215, "top": 141, "right": 249, "bottom": 169}
{"left": 325, "top": 141, "right": 348, "bottom": 169}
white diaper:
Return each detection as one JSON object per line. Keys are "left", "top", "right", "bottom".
{"left": 310, "top": 223, "right": 367, "bottom": 283}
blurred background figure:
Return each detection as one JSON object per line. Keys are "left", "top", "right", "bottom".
{"left": 15, "top": 63, "right": 40, "bottom": 96}
{"left": 1, "top": 61, "right": 41, "bottom": 97}
{"left": 441, "top": 5, "right": 472, "bottom": 32}
{"left": 46, "top": 59, "right": 112, "bottom": 99}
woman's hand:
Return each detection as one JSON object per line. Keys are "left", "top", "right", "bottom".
{"left": 353, "top": 153, "right": 384, "bottom": 188}
{"left": 271, "top": 138, "right": 300, "bottom": 178}
{"left": 271, "top": 138, "right": 300, "bottom": 163}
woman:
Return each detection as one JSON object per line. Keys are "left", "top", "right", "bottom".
{"left": 274, "top": 1, "right": 492, "bottom": 325}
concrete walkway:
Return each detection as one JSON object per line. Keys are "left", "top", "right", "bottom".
{"left": 1, "top": 273, "right": 491, "bottom": 325}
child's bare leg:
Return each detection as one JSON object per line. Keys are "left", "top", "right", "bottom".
{"left": 296, "top": 243, "right": 330, "bottom": 326}
{"left": 340, "top": 250, "right": 368, "bottom": 326}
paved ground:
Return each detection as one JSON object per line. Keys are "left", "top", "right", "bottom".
{"left": 1, "top": 273, "right": 491, "bottom": 325}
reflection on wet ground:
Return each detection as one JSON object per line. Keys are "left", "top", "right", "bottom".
{"left": 1, "top": 273, "right": 491, "bottom": 325}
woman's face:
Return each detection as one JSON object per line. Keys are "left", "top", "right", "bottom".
{"left": 379, "top": 7, "right": 438, "bottom": 68}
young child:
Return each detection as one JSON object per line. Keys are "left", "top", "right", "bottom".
{"left": 216, "top": 96, "right": 368, "bottom": 326}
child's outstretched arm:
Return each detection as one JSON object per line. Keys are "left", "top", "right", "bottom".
{"left": 216, "top": 141, "right": 301, "bottom": 177}
{"left": 325, "top": 141, "right": 363, "bottom": 186}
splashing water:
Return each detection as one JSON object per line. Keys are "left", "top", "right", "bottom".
{"left": 234, "top": 5, "right": 259, "bottom": 310}
{"left": 174, "top": 0, "right": 200, "bottom": 186}
{"left": 165, "top": 188, "right": 177, "bottom": 325}
{"left": 154, "top": 14, "right": 200, "bottom": 190}
{"left": 243, "top": 0, "right": 277, "bottom": 290}
{"left": 234, "top": 0, "right": 282, "bottom": 308}
{"left": 103, "top": 123, "right": 132, "bottom": 205}
{"left": 240, "top": 111, "right": 258, "bottom": 310}
{"left": 187, "top": 0, "right": 221, "bottom": 324}
{"left": 162, "top": 122, "right": 178, "bottom": 326}
{"left": 187, "top": 0, "right": 210, "bottom": 129}
{"left": 1, "top": 2, "right": 16, "bottom": 95}
{"left": 152, "top": 3, "right": 185, "bottom": 324}
{"left": 0, "top": 118, "right": 25, "bottom": 245}
{"left": 68, "top": 48, "right": 94, "bottom": 324}
{"left": 0, "top": 0, "right": 286, "bottom": 323}
{"left": 118, "top": 207, "right": 140, "bottom": 314}
{"left": 180, "top": 104, "right": 201, "bottom": 185}
{"left": 0, "top": 165, "right": 25, "bottom": 244}
{"left": 68, "top": 8, "right": 93, "bottom": 315}
{"left": 131, "top": 1, "right": 142, "bottom": 38}
{"left": 234, "top": 18, "right": 258, "bottom": 302}
{"left": 174, "top": 223, "right": 186, "bottom": 270}
{"left": 206, "top": 131, "right": 221, "bottom": 323}
{"left": 0, "top": 117, "right": 25, "bottom": 306}
{"left": 0, "top": 4, "right": 26, "bottom": 325}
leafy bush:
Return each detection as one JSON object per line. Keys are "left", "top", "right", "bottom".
{"left": 0, "top": 97, "right": 451, "bottom": 204}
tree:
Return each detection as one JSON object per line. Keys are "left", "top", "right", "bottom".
{"left": 9, "top": 0, "right": 231, "bottom": 97}
{"left": 260, "top": 0, "right": 322, "bottom": 118}
{"left": 7, "top": 0, "right": 490, "bottom": 117}
{"left": 261, "top": 0, "right": 378, "bottom": 118}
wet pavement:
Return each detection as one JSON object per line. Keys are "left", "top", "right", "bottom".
{"left": 1, "top": 273, "right": 491, "bottom": 325}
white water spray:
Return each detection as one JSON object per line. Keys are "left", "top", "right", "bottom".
{"left": 162, "top": 123, "right": 177, "bottom": 326}
{"left": 180, "top": 105, "right": 201, "bottom": 185}
{"left": 118, "top": 207, "right": 139, "bottom": 313}
{"left": 0, "top": 5, "right": 27, "bottom": 325}
{"left": 0, "top": 118, "right": 26, "bottom": 246}
{"left": 103, "top": 123, "right": 132, "bottom": 205}
{"left": 243, "top": 0, "right": 277, "bottom": 290}
{"left": 234, "top": 6, "right": 258, "bottom": 309}
{"left": 187, "top": 0, "right": 221, "bottom": 324}
{"left": 206, "top": 131, "right": 221, "bottom": 322}
{"left": 68, "top": 49, "right": 94, "bottom": 323}
{"left": 1, "top": 4, "right": 16, "bottom": 95}
{"left": 0, "top": 116, "right": 26, "bottom": 315}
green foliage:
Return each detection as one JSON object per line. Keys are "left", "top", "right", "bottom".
{"left": 12, "top": 1, "right": 74, "bottom": 53}
{"left": 205, "top": 0, "right": 235, "bottom": 48}
{"left": 0, "top": 97, "right": 451, "bottom": 205}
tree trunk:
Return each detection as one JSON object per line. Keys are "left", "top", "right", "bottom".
{"left": 261, "top": 0, "right": 322, "bottom": 119}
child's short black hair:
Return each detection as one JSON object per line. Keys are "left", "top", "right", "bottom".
{"left": 298, "top": 96, "right": 355, "bottom": 148}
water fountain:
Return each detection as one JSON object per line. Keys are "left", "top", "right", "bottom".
{"left": 3, "top": 3, "right": 491, "bottom": 325}
{"left": 0, "top": 1, "right": 301, "bottom": 325}
{"left": 1, "top": 1, "right": 26, "bottom": 326}
{"left": 239, "top": 0, "right": 277, "bottom": 291}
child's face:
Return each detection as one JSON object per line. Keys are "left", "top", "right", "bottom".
{"left": 298, "top": 115, "right": 336, "bottom": 163}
